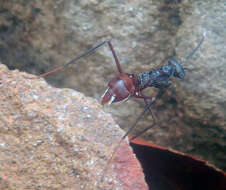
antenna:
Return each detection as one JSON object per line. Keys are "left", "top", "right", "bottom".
{"left": 182, "top": 32, "right": 206, "bottom": 64}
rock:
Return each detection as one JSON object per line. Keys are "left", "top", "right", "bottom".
{"left": 0, "top": 64, "right": 148, "bottom": 190}
{"left": 0, "top": 0, "right": 225, "bottom": 171}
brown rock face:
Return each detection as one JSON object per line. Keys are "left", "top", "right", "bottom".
{"left": 0, "top": 0, "right": 225, "bottom": 171}
{"left": 0, "top": 64, "right": 148, "bottom": 190}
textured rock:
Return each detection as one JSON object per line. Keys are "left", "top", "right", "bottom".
{"left": 0, "top": 64, "right": 148, "bottom": 190}
{"left": 0, "top": 0, "right": 225, "bottom": 171}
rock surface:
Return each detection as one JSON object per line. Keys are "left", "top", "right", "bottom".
{"left": 0, "top": 64, "right": 148, "bottom": 190}
{"left": 0, "top": 0, "right": 225, "bottom": 170}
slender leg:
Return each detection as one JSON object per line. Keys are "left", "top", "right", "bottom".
{"left": 101, "top": 90, "right": 165, "bottom": 181}
{"left": 141, "top": 91, "right": 154, "bottom": 112}
{"left": 130, "top": 107, "right": 157, "bottom": 140}
{"left": 39, "top": 40, "right": 124, "bottom": 78}
{"left": 130, "top": 90, "right": 165, "bottom": 140}
{"left": 107, "top": 41, "right": 123, "bottom": 74}
{"left": 133, "top": 92, "right": 153, "bottom": 100}
{"left": 100, "top": 102, "right": 151, "bottom": 182}
{"left": 131, "top": 97, "right": 158, "bottom": 141}
{"left": 40, "top": 41, "right": 109, "bottom": 77}
{"left": 131, "top": 114, "right": 176, "bottom": 140}
{"left": 130, "top": 123, "right": 156, "bottom": 140}
{"left": 122, "top": 89, "right": 165, "bottom": 140}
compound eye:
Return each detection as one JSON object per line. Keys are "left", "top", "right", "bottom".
{"left": 178, "top": 71, "right": 185, "bottom": 79}
{"left": 168, "top": 58, "right": 185, "bottom": 79}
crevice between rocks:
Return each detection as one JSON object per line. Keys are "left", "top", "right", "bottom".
{"left": 130, "top": 138, "right": 226, "bottom": 190}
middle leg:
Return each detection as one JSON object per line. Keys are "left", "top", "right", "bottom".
{"left": 129, "top": 89, "right": 165, "bottom": 140}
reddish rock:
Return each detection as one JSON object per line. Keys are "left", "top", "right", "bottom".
{"left": 114, "top": 142, "right": 149, "bottom": 190}
{"left": 0, "top": 64, "right": 148, "bottom": 190}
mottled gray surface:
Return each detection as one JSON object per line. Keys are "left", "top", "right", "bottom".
{"left": 0, "top": 0, "right": 225, "bottom": 170}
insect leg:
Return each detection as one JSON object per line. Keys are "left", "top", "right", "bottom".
{"left": 100, "top": 105, "right": 151, "bottom": 182}
{"left": 100, "top": 90, "right": 165, "bottom": 181}
{"left": 130, "top": 90, "right": 165, "bottom": 140}
{"left": 39, "top": 40, "right": 109, "bottom": 78}
{"left": 130, "top": 99, "right": 158, "bottom": 140}
{"left": 100, "top": 93, "right": 153, "bottom": 181}
{"left": 131, "top": 114, "right": 177, "bottom": 140}
{"left": 130, "top": 114, "right": 156, "bottom": 140}
{"left": 107, "top": 41, "right": 123, "bottom": 74}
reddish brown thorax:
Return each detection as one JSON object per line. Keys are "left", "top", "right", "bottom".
{"left": 101, "top": 73, "right": 138, "bottom": 105}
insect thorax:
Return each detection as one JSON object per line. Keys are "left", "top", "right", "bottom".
{"left": 137, "top": 65, "right": 176, "bottom": 89}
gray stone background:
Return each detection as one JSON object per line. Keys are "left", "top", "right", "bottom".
{"left": 0, "top": 0, "right": 225, "bottom": 170}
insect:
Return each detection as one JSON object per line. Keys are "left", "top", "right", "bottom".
{"left": 39, "top": 32, "right": 205, "bottom": 181}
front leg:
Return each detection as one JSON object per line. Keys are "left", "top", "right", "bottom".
{"left": 130, "top": 89, "right": 165, "bottom": 140}
{"left": 134, "top": 90, "right": 156, "bottom": 113}
{"left": 133, "top": 89, "right": 165, "bottom": 108}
